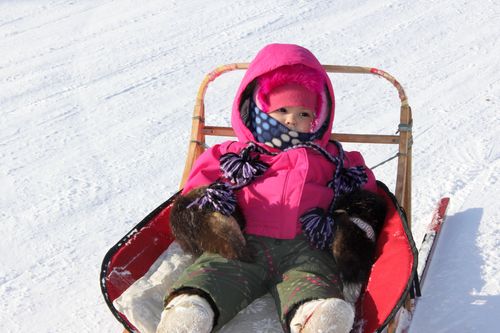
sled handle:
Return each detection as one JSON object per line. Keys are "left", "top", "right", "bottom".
{"left": 182, "top": 63, "right": 412, "bottom": 224}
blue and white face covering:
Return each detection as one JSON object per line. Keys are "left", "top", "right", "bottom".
{"left": 246, "top": 98, "right": 328, "bottom": 149}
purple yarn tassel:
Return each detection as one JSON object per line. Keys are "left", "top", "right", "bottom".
{"left": 337, "top": 165, "right": 368, "bottom": 196}
{"left": 328, "top": 165, "right": 368, "bottom": 197}
{"left": 187, "top": 182, "right": 237, "bottom": 216}
{"left": 220, "top": 147, "right": 268, "bottom": 185}
{"left": 299, "top": 208, "right": 335, "bottom": 250}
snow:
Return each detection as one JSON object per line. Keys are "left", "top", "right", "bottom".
{"left": 1, "top": 0, "right": 498, "bottom": 332}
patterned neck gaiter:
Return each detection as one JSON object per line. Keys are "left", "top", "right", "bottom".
{"left": 247, "top": 98, "right": 328, "bottom": 149}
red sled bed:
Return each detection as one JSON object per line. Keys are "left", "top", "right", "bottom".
{"left": 100, "top": 64, "right": 419, "bottom": 333}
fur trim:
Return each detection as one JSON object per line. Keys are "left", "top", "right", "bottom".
{"left": 255, "top": 64, "right": 327, "bottom": 132}
{"left": 331, "top": 189, "right": 387, "bottom": 285}
{"left": 170, "top": 186, "right": 253, "bottom": 261}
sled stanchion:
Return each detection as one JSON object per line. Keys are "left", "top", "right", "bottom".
{"left": 395, "top": 105, "right": 412, "bottom": 218}
{"left": 406, "top": 126, "right": 413, "bottom": 227}
{"left": 389, "top": 104, "right": 413, "bottom": 333}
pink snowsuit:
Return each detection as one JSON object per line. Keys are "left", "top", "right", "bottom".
{"left": 182, "top": 43, "right": 376, "bottom": 240}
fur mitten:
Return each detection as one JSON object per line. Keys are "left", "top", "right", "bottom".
{"left": 331, "top": 189, "right": 387, "bottom": 286}
{"left": 170, "top": 186, "right": 252, "bottom": 261}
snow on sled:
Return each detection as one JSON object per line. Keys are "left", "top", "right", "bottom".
{"left": 100, "top": 64, "right": 421, "bottom": 333}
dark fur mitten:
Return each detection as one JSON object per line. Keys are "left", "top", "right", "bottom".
{"left": 170, "top": 186, "right": 253, "bottom": 261}
{"left": 332, "top": 189, "right": 387, "bottom": 285}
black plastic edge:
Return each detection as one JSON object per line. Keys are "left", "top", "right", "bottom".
{"left": 100, "top": 191, "right": 180, "bottom": 333}
{"left": 375, "top": 181, "right": 419, "bottom": 332}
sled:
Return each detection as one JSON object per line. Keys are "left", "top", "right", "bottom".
{"left": 101, "top": 64, "right": 420, "bottom": 333}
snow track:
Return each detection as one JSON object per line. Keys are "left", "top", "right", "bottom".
{"left": 1, "top": 0, "right": 499, "bottom": 332}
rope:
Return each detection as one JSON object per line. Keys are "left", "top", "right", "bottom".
{"left": 370, "top": 152, "right": 399, "bottom": 170}
{"left": 191, "top": 140, "right": 210, "bottom": 149}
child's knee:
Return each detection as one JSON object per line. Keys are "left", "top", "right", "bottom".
{"left": 289, "top": 298, "right": 354, "bottom": 333}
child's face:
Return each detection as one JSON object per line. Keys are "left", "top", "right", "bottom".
{"left": 269, "top": 106, "right": 315, "bottom": 133}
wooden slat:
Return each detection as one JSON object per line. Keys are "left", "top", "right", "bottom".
{"left": 202, "top": 126, "right": 400, "bottom": 144}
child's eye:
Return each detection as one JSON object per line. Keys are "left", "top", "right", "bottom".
{"left": 278, "top": 108, "right": 288, "bottom": 113}
{"left": 300, "top": 112, "right": 312, "bottom": 118}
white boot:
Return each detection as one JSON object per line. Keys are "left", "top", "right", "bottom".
{"left": 290, "top": 298, "right": 355, "bottom": 333}
{"left": 156, "top": 294, "right": 215, "bottom": 333}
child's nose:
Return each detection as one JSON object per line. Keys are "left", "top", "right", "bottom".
{"left": 286, "top": 114, "right": 296, "bottom": 125}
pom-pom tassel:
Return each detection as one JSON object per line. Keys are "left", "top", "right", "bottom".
{"left": 337, "top": 166, "right": 368, "bottom": 196}
{"left": 328, "top": 166, "right": 368, "bottom": 197}
{"left": 299, "top": 208, "right": 335, "bottom": 250}
{"left": 187, "top": 182, "right": 237, "bottom": 216}
{"left": 220, "top": 149, "right": 268, "bottom": 185}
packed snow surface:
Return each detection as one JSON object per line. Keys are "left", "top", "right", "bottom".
{"left": 1, "top": 0, "right": 498, "bottom": 332}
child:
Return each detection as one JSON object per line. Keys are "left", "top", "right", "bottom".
{"left": 157, "top": 43, "right": 380, "bottom": 333}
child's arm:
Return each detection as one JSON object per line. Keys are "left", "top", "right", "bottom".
{"left": 170, "top": 142, "right": 253, "bottom": 261}
{"left": 170, "top": 184, "right": 252, "bottom": 261}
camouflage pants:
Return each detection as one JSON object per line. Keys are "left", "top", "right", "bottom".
{"left": 168, "top": 235, "right": 343, "bottom": 331}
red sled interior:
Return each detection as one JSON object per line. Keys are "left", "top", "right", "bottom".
{"left": 100, "top": 181, "right": 418, "bottom": 333}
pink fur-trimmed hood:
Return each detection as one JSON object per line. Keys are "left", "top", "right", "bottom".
{"left": 231, "top": 43, "right": 335, "bottom": 147}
